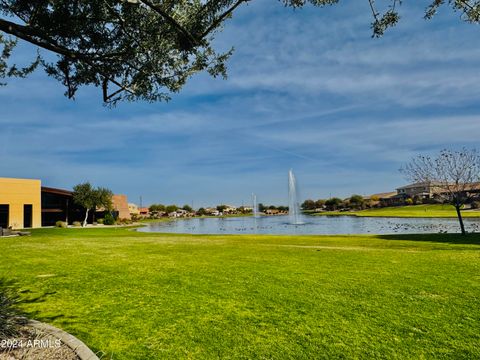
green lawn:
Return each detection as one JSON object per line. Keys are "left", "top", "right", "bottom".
{"left": 1, "top": 228, "right": 479, "bottom": 359}
{"left": 313, "top": 204, "right": 480, "bottom": 218}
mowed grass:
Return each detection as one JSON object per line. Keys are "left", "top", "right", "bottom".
{"left": 0, "top": 227, "right": 479, "bottom": 359}
{"left": 313, "top": 204, "right": 480, "bottom": 218}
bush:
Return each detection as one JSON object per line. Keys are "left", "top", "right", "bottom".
{"left": 97, "top": 218, "right": 104, "bottom": 225}
{"left": 117, "top": 218, "right": 132, "bottom": 225}
{"left": 72, "top": 221, "right": 82, "bottom": 227}
{"left": 422, "top": 197, "right": 438, "bottom": 204}
{"left": 471, "top": 201, "right": 480, "bottom": 209}
{"left": 301, "top": 200, "right": 315, "bottom": 210}
{"left": 325, "top": 197, "right": 343, "bottom": 211}
{"left": 55, "top": 221, "right": 67, "bottom": 228}
{"left": 349, "top": 194, "right": 364, "bottom": 209}
{"left": 405, "top": 198, "right": 414, "bottom": 205}
{"left": 0, "top": 279, "right": 26, "bottom": 338}
{"left": 103, "top": 213, "right": 115, "bottom": 225}
{"left": 412, "top": 196, "right": 422, "bottom": 205}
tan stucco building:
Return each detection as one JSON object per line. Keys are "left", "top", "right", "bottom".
{"left": 112, "top": 194, "right": 131, "bottom": 220}
{"left": 0, "top": 177, "right": 42, "bottom": 229}
{"left": 128, "top": 203, "right": 139, "bottom": 215}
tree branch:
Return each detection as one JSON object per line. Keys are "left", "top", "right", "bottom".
{"left": 201, "top": 0, "right": 249, "bottom": 38}
{"left": 367, "top": 0, "right": 379, "bottom": 21}
{"left": 0, "top": 17, "right": 134, "bottom": 98}
{"left": 137, "top": 0, "right": 200, "bottom": 47}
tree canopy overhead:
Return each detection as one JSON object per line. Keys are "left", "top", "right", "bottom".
{"left": 0, "top": 0, "right": 479, "bottom": 105}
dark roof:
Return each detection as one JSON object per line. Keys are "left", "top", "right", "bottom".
{"left": 41, "top": 186, "right": 73, "bottom": 196}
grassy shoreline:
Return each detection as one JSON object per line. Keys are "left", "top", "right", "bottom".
{"left": 310, "top": 204, "right": 480, "bottom": 218}
{"left": 0, "top": 228, "right": 479, "bottom": 359}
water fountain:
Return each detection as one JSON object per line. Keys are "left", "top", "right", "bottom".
{"left": 139, "top": 169, "right": 475, "bottom": 234}
{"left": 288, "top": 169, "right": 303, "bottom": 225}
{"left": 252, "top": 193, "right": 258, "bottom": 218}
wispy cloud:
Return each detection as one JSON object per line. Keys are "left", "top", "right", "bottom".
{"left": 1, "top": 1, "right": 479, "bottom": 205}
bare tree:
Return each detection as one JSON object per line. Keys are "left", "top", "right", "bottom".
{"left": 401, "top": 148, "right": 480, "bottom": 235}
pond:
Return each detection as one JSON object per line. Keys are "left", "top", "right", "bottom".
{"left": 137, "top": 215, "right": 480, "bottom": 235}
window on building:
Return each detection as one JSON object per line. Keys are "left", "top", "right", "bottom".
{"left": 0, "top": 205, "right": 9, "bottom": 228}
{"left": 24, "top": 204, "right": 32, "bottom": 228}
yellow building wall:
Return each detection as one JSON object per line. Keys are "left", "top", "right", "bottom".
{"left": 0, "top": 177, "right": 41, "bottom": 229}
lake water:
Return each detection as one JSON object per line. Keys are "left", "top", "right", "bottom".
{"left": 137, "top": 215, "right": 480, "bottom": 235}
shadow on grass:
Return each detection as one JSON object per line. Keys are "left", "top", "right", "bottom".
{"left": 17, "top": 290, "right": 78, "bottom": 325}
{"left": 376, "top": 233, "right": 480, "bottom": 245}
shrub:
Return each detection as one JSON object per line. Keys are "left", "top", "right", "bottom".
{"left": 405, "top": 198, "right": 414, "bottom": 205}
{"left": 166, "top": 205, "right": 178, "bottom": 213}
{"left": 118, "top": 218, "right": 132, "bottom": 225}
{"left": 149, "top": 204, "right": 166, "bottom": 212}
{"left": 349, "top": 194, "right": 364, "bottom": 209}
{"left": 412, "top": 196, "right": 423, "bottom": 205}
{"left": 427, "top": 197, "right": 442, "bottom": 204}
{"left": 72, "top": 221, "right": 82, "bottom": 227}
{"left": 104, "top": 213, "right": 115, "bottom": 225}
{"left": 0, "top": 279, "right": 26, "bottom": 338}
{"left": 55, "top": 221, "right": 68, "bottom": 228}
{"left": 325, "top": 197, "right": 343, "bottom": 211}
{"left": 97, "top": 218, "right": 104, "bottom": 225}
{"left": 471, "top": 201, "right": 480, "bottom": 209}
{"left": 301, "top": 200, "right": 315, "bottom": 210}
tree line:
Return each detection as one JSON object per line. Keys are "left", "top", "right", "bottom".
{"left": 301, "top": 195, "right": 369, "bottom": 212}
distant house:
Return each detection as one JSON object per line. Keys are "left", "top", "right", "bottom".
{"left": 128, "top": 203, "right": 139, "bottom": 215}
{"left": 376, "top": 183, "right": 438, "bottom": 207}
{"left": 376, "top": 182, "right": 444, "bottom": 207}
{"left": 170, "top": 209, "right": 192, "bottom": 218}
{"left": 152, "top": 211, "right": 166, "bottom": 218}
{"left": 204, "top": 207, "right": 220, "bottom": 216}
{"left": 396, "top": 182, "right": 445, "bottom": 199}
{"left": 223, "top": 205, "right": 237, "bottom": 214}
{"left": 465, "top": 182, "right": 480, "bottom": 195}
{"left": 375, "top": 182, "right": 480, "bottom": 207}
{"left": 138, "top": 207, "right": 149, "bottom": 216}
{"left": 265, "top": 209, "right": 280, "bottom": 215}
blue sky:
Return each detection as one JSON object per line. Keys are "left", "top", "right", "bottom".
{"left": 1, "top": 1, "right": 480, "bottom": 207}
